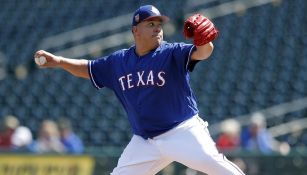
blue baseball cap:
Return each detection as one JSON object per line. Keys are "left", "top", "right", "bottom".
{"left": 132, "top": 5, "right": 169, "bottom": 26}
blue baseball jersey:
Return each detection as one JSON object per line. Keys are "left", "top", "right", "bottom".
{"left": 88, "top": 41, "right": 199, "bottom": 139}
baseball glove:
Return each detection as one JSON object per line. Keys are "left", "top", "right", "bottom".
{"left": 184, "top": 14, "right": 219, "bottom": 46}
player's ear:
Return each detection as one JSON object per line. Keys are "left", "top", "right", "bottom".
{"left": 132, "top": 26, "right": 137, "bottom": 34}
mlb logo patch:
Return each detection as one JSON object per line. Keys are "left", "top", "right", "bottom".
{"left": 135, "top": 14, "right": 140, "bottom": 23}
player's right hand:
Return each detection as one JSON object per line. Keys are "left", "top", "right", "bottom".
{"left": 34, "top": 50, "right": 61, "bottom": 67}
{"left": 183, "top": 14, "right": 219, "bottom": 46}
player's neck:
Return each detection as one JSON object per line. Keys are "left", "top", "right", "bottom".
{"left": 135, "top": 47, "right": 150, "bottom": 57}
{"left": 135, "top": 44, "right": 158, "bottom": 57}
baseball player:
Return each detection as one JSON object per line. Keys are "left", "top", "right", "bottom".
{"left": 34, "top": 5, "right": 245, "bottom": 175}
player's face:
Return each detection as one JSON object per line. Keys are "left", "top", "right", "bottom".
{"left": 134, "top": 18, "right": 163, "bottom": 48}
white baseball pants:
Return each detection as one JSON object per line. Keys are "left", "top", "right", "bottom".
{"left": 111, "top": 115, "right": 245, "bottom": 175}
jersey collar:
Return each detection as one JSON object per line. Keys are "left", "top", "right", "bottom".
{"left": 131, "top": 41, "right": 166, "bottom": 57}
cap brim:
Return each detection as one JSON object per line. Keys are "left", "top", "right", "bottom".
{"left": 143, "top": 15, "right": 169, "bottom": 23}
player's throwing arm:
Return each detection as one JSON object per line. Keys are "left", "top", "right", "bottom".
{"left": 34, "top": 50, "right": 89, "bottom": 79}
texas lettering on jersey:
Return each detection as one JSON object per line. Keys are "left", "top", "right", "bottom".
{"left": 118, "top": 70, "right": 166, "bottom": 91}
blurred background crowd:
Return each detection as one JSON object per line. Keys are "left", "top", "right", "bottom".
{"left": 0, "top": 115, "right": 83, "bottom": 154}
{"left": 0, "top": 113, "right": 291, "bottom": 155}
{"left": 0, "top": 0, "right": 306, "bottom": 174}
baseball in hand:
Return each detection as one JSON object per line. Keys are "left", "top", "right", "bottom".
{"left": 35, "top": 56, "right": 47, "bottom": 66}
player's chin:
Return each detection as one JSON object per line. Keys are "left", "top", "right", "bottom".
{"left": 153, "top": 40, "right": 162, "bottom": 48}
{"left": 153, "top": 36, "right": 163, "bottom": 44}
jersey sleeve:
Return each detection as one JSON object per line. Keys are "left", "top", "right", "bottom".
{"left": 173, "top": 43, "right": 198, "bottom": 72}
{"left": 88, "top": 55, "right": 114, "bottom": 89}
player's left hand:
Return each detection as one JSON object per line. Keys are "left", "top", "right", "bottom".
{"left": 184, "top": 14, "right": 219, "bottom": 46}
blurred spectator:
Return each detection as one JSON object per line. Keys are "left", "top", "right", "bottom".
{"left": 57, "top": 117, "right": 84, "bottom": 154}
{"left": 11, "top": 126, "right": 33, "bottom": 151}
{"left": 216, "top": 119, "right": 247, "bottom": 174}
{"left": 241, "top": 112, "right": 290, "bottom": 155}
{"left": 217, "top": 119, "right": 241, "bottom": 152}
{"left": 0, "top": 115, "right": 19, "bottom": 150}
{"left": 29, "top": 120, "right": 65, "bottom": 153}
